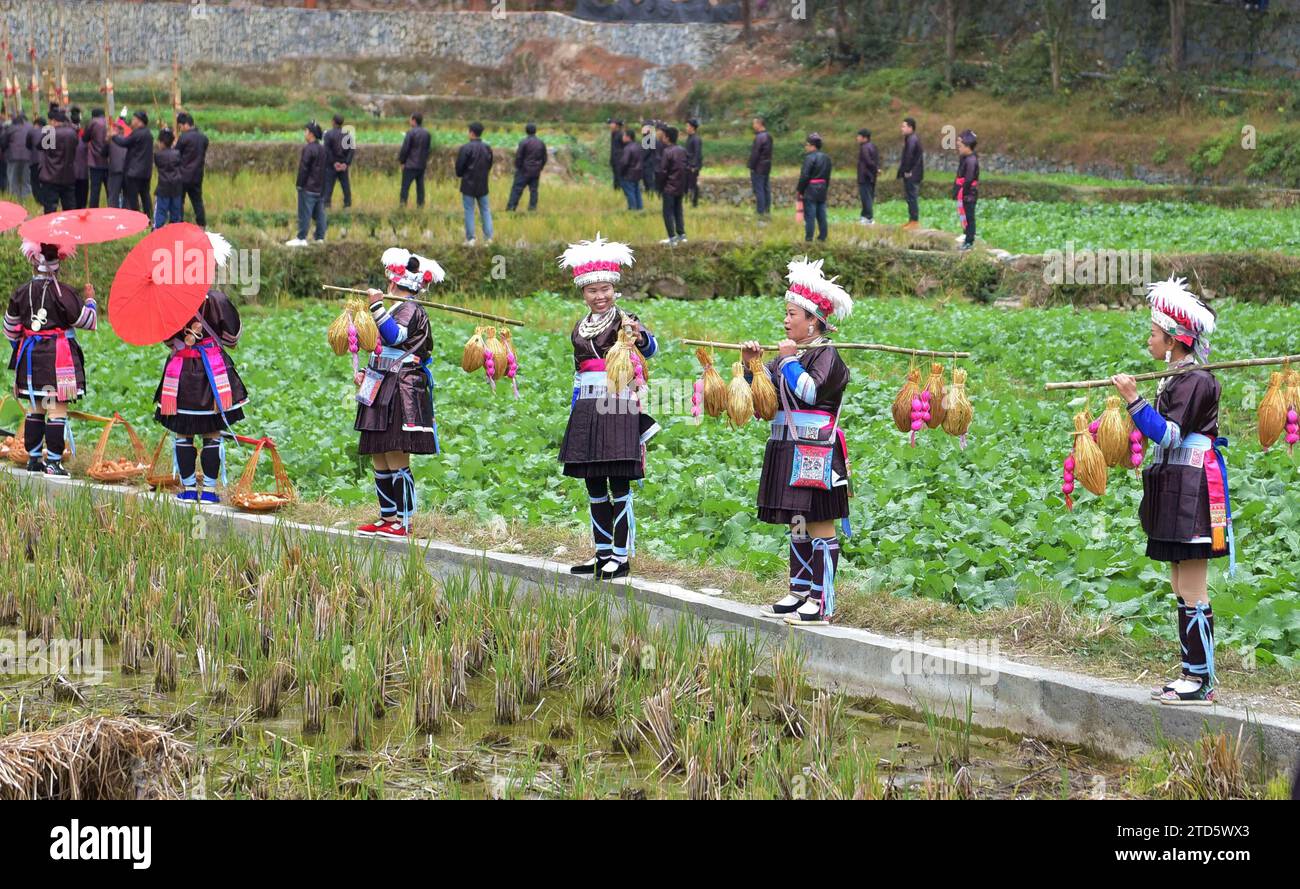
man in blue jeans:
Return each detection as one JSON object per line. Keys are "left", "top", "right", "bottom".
{"left": 747, "top": 116, "right": 773, "bottom": 217}
{"left": 455, "top": 121, "right": 494, "bottom": 245}
{"left": 618, "top": 129, "right": 643, "bottom": 210}
{"left": 287, "top": 121, "right": 327, "bottom": 246}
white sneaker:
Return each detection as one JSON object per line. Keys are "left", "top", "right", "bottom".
{"left": 677, "top": 236, "right": 687, "bottom": 244}
{"left": 465, "top": 238, "right": 477, "bottom": 246}
{"left": 284, "top": 238, "right": 308, "bottom": 247}
{"left": 660, "top": 238, "right": 674, "bottom": 245}
{"left": 858, "top": 217, "right": 868, "bottom": 225}
{"left": 865, "top": 219, "right": 875, "bottom": 225}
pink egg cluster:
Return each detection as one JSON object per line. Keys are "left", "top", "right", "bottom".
{"left": 1061, "top": 453, "right": 1076, "bottom": 509}
{"left": 691, "top": 378, "right": 703, "bottom": 418}
{"left": 483, "top": 350, "right": 497, "bottom": 391}
{"left": 909, "top": 390, "right": 931, "bottom": 446}
{"left": 505, "top": 346, "right": 519, "bottom": 398}
{"left": 347, "top": 323, "right": 359, "bottom": 373}
{"left": 1129, "top": 428, "right": 1144, "bottom": 468}
{"left": 1287, "top": 408, "right": 1299, "bottom": 451}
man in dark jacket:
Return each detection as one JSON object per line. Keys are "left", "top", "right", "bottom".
{"left": 288, "top": 121, "right": 327, "bottom": 246}
{"left": 107, "top": 113, "right": 128, "bottom": 209}
{"left": 4, "top": 114, "right": 31, "bottom": 199}
{"left": 657, "top": 124, "right": 688, "bottom": 245}
{"left": 455, "top": 121, "right": 494, "bottom": 244}
{"left": 607, "top": 118, "right": 623, "bottom": 191}
{"left": 617, "top": 129, "right": 643, "bottom": 211}
{"left": 112, "top": 111, "right": 153, "bottom": 216}
{"left": 797, "top": 132, "right": 832, "bottom": 243}
{"left": 640, "top": 121, "right": 659, "bottom": 201}
{"left": 38, "top": 110, "right": 78, "bottom": 213}
{"left": 153, "top": 128, "right": 184, "bottom": 228}
{"left": 70, "top": 108, "right": 89, "bottom": 209}
{"left": 897, "top": 117, "right": 924, "bottom": 229}
{"left": 684, "top": 118, "right": 703, "bottom": 208}
{"left": 322, "top": 114, "right": 354, "bottom": 211}
{"left": 176, "top": 112, "right": 210, "bottom": 226}
{"left": 954, "top": 129, "right": 980, "bottom": 250}
{"left": 506, "top": 123, "right": 546, "bottom": 212}
{"left": 27, "top": 117, "right": 46, "bottom": 208}
{"left": 748, "top": 116, "right": 772, "bottom": 217}
{"left": 83, "top": 109, "right": 110, "bottom": 208}
{"left": 855, "top": 128, "right": 879, "bottom": 225}
{"left": 397, "top": 112, "right": 430, "bottom": 209}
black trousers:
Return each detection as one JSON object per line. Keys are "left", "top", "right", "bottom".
{"left": 857, "top": 180, "right": 876, "bottom": 220}
{"left": 88, "top": 168, "right": 109, "bottom": 208}
{"left": 323, "top": 167, "right": 351, "bottom": 209}
{"left": 662, "top": 192, "right": 685, "bottom": 238}
{"left": 962, "top": 198, "right": 976, "bottom": 245}
{"left": 903, "top": 176, "right": 920, "bottom": 221}
{"left": 29, "top": 165, "right": 44, "bottom": 207}
{"left": 399, "top": 168, "right": 425, "bottom": 207}
{"left": 687, "top": 169, "right": 700, "bottom": 207}
{"left": 506, "top": 172, "right": 539, "bottom": 211}
{"left": 40, "top": 181, "right": 76, "bottom": 213}
{"left": 123, "top": 176, "right": 151, "bottom": 215}
{"left": 183, "top": 181, "right": 207, "bottom": 226}
{"left": 74, "top": 178, "right": 88, "bottom": 209}
{"left": 107, "top": 172, "right": 125, "bottom": 208}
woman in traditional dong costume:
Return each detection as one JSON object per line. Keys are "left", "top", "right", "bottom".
{"left": 558, "top": 235, "right": 659, "bottom": 580}
{"left": 1111, "top": 276, "right": 1230, "bottom": 706}
{"left": 4, "top": 241, "right": 97, "bottom": 476}
{"left": 742, "top": 258, "right": 853, "bottom": 626}
{"left": 154, "top": 233, "right": 249, "bottom": 503}
{"left": 353, "top": 248, "right": 445, "bottom": 540}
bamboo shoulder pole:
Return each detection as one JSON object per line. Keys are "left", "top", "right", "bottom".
{"left": 681, "top": 338, "right": 971, "bottom": 359}
{"left": 321, "top": 284, "right": 525, "bottom": 327}
{"left": 1045, "top": 354, "right": 1300, "bottom": 391}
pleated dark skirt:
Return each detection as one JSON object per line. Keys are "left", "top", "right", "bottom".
{"left": 756, "top": 438, "right": 850, "bottom": 525}
{"left": 559, "top": 396, "right": 656, "bottom": 481}
{"left": 155, "top": 405, "right": 245, "bottom": 436}
{"left": 357, "top": 397, "right": 439, "bottom": 455}
{"left": 1145, "top": 539, "right": 1226, "bottom": 563}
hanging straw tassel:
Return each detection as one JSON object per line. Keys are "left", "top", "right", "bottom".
{"left": 941, "top": 367, "right": 973, "bottom": 447}
{"left": 696, "top": 348, "right": 728, "bottom": 418}
{"left": 1258, "top": 370, "right": 1286, "bottom": 450}
{"left": 1096, "top": 395, "right": 1135, "bottom": 468}
{"left": 605, "top": 328, "right": 637, "bottom": 395}
{"left": 748, "top": 358, "right": 777, "bottom": 421}
{"left": 462, "top": 326, "right": 486, "bottom": 373}
{"left": 726, "top": 361, "right": 754, "bottom": 427}
{"left": 1071, "top": 410, "right": 1107, "bottom": 497}
{"left": 922, "top": 363, "right": 947, "bottom": 429}
{"left": 352, "top": 302, "right": 378, "bottom": 354}
{"left": 326, "top": 298, "right": 357, "bottom": 356}
{"left": 892, "top": 366, "right": 921, "bottom": 433}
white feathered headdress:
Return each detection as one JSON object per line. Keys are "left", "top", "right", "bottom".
{"left": 1147, "top": 276, "right": 1216, "bottom": 364}
{"left": 207, "top": 232, "right": 234, "bottom": 270}
{"left": 382, "top": 247, "right": 446, "bottom": 294}
{"left": 785, "top": 257, "right": 854, "bottom": 331}
{"left": 21, "top": 240, "right": 76, "bottom": 275}
{"left": 558, "top": 233, "right": 634, "bottom": 287}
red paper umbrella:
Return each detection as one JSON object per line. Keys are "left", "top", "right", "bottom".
{"left": 0, "top": 201, "right": 28, "bottom": 234}
{"left": 108, "top": 223, "right": 215, "bottom": 346}
{"left": 17, "top": 207, "right": 150, "bottom": 247}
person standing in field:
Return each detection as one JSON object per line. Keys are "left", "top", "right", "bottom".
{"left": 607, "top": 118, "right": 624, "bottom": 191}
{"left": 558, "top": 235, "right": 660, "bottom": 581}
{"left": 1110, "top": 278, "right": 1226, "bottom": 706}
{"left": 953, "top": 129, "right": 980, "bottom": 250}
{"left": 5, "top": 241, "right": 97, "bottom": 477}
{"left": 617, "top": 128, "right": 643, "bottom": 211}
{"left": 112, "top": 111, "right": 153, "bottom": 218}
{"left": 106, "top": 112, "right": 128, "bottom": 209}
{"left": 4, "top": 114, "right": 32, "bottom": 199}
{"left": 743, "top": 257, "right": 854, "bottom": 625}
{"left": 152, "top": 128, "right": 184, "bottom": 229}
{"left": 27, "top": 116, "right": 46, "bottom": 209}
{"left": 897, "top": 116, "right": 924, "bottom": 230}
{"left": 684, "top": 118, "right": 703, "bottom": 208}
{"left": 323, "top": 113, "right": 354, "bottom": 211}
{"left": 37, "top": 110, "right": 78, "bottom": 213}
{"left": 71, "top": 107, "right": 89, "bottom": 209}
{"left": 506, "top": 122, "right": 546, "bottom": 212}
{"left": 152, "top": 232, "right": 248, "bottom": 504}
{"left": 287, "top": 121, "right": 326, "bottom": 247}
{"left": 855, "top": 128, "right": 878, "bottom": 225}
{"left": 657, "top": 124, "right": 688, "bottom": 245}
{"left": 748, "top": 115, "right": 773, "bottom": 218}
{"left": 353, "top": 248, "right": 446, "bottom": 540}
{"left": 83, "top": 109, "right": 110, "bottom": 209}
{"left": 640, "top": 120, "right": 659, "bottom": 203}
{"left": 455, "top": 121, "right": 494, "bottom": 245}
{"left": 176, "top": 112, "right": 210, "bottom": 226}
{"left": 796, "top": 132, "right": 831, "bottom": 243}
{"left": 397, "top": 112, "right": 430, "bottom": 209}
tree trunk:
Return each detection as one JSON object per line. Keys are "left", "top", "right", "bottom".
{"left": 1169, "top": 0, "right": 1186, "bottom": 71}
{"left": 742, "top": 0, "right": 753, "bottom": 46}
{"left": 944, "top": 0, "right": 957, "bottom": 86}
{"left": 836, "top": 0, "right": 850, "bottom": 58}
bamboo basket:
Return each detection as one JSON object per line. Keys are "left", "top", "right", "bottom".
{"left": 144, "top": 432, "right": 208, "bottom": 491}
{"left": 229, "top": 438, "right": 296, "bottom": 512}
{"left": 86, "top": 414, "right": 149, "bottom": 482}
{"left": 5, "top": 408, "right": 92, "bottom": 465}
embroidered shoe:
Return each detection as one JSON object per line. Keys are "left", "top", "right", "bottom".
{"left": 595, "top": 559, "right": 630, "bottom": 580}
{"left": 570, "top": 556, "right": 602, "bottom": 575}
{"left": 356, "top": 519, "right": 390, "bottom": 536}
{"left": 199, "top": 491, "right": 221, "bottom": 504}
{"left": 1150, "top": 674, "right": 1188, "bottom": 699}
{"left": 175, "top": 490, "right": 199, "bottom": 503}
{"left": 25, "top": 458, "right": 46, "bottom": 473}
{"left": 1158, "top": 678, "right": 1215, "bottom": 706}
{"left": 784, "top": 597, "right": 832, "bottom": 626}
{"left": 760, "top": 594, "right": 806, "bottom": 618}
{"left": 43, "top": 461, "right": 70, "bottom": 478}
{"left": 374, "top": 522, "right": 409, "bottom": 540}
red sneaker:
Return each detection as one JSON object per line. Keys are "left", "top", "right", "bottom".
{"left": 374, "top": 522, "right": 408, "bottom": 540}
{"left": 356, "top": 519, "right": 390, "bottom": 536}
